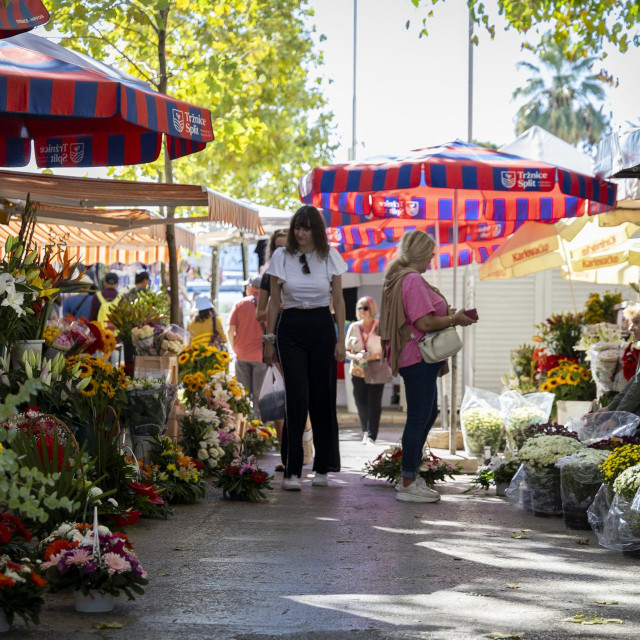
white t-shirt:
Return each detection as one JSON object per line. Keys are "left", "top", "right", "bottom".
{"left": 266, "top": 247, "right": 347, "bottom": 309}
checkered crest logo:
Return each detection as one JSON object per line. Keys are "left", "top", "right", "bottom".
{"left": 405, "top": 201, "right": 419, "bottom": 217}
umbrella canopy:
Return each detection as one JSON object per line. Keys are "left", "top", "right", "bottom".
{"left": 0, "top": 1, "right": 48, "bottom": 39}
{"left": 0, "top": 33, "right": 214, "bottom": 168}
{"left": 566, "top": 238, "right": 640, "bottom": 285}
{"left": 478, "top": 217, "right": 638, "bottom": 280}
{"left": 302, "top": 141, "right": 617, "bottom": 274}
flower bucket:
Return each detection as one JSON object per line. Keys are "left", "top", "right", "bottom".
{"left": 10, "top": 339, "right": 45, "bottom": 370}
{"left": 495, "top": 481, "right": 508, "bottom": 497}
{"left": 73, "top": 589, "right": 115, "bottom": 613}
{"left": 556, "top": 400, "right": 592, "bottom": 426}
{"left": 0, "top": 610, "right": 9, "bottom": 633}
{"left": 527, "top": 467, "right": 562, "bottom": 517}
{"left": 130, "top": 435, "right": 157, "bottom": 465}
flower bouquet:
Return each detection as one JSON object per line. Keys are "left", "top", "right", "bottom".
{"left": 131, "top": 324, "right": 160, "bottom": 355}
{"left": 178, "top": 344, "right": 230, "bottom": 379}
{"left": 363, "top": 445, "right": 403, "bottom": 484}
{"left": 42, "top": 522, "right": 148, "bottom": 610}
{"left": 213, "top": 452, "right": 273, "bottom": 501}
{"left": 419, "top": 450, "right": 460, "bottom": 486}
{"left": 121, "top": 458, "right": 172, "bottom": 520}
{"left": 243, "top": 420, "right": 278, "bottom": 457}
{"left": 44, "top": 318, "right": 95, "bottom": 360}
{"left": 460, "top": 406, "right": 503, "bottom": 455}
{"left": 0, "top": 514, "right": 34, "bottom": 561}
{"left": 500, "top": 390, "right": 554, "bottom": 451}
{"left": 150, "top": 436, "right": 206, "bottom": 504}
{"left": 556, "top": 448, "right": 610, "bottom": 529}
{"left": 159, "top": 324, "right": 189, "bottom": 356}
{"left": 465, "top": 453, "right": 520, "bottom": 495}
{"left": 180, "top": 405, "right": 236, "bottom": 470}
{"left": 0, "top": 555, "right": 47, "bottom": 629}
{"left": 518, "top": 435, "right": 583, "bottom": 516}
{"left": 539, "top": 359, "right": 595, "bottom": 401}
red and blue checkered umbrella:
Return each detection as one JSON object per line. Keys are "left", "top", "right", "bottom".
{"left": 0, "top": 0, "right": 48, "bottom": 38}
{"left": 0, "top": 33, "right": 213, "bottom": 168}
{"left": 301, "top": 141, "right": 617, "bottom": 274}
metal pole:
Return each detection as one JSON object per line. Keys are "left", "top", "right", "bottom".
{"left": 434, "top": 223, "right": 449, "bottom": 436}
{"left": 349, "top": 0, "right": 358, "bottom": 161}
{"left": 210, "top": 245, "right": 219, "bottom": 309}
{"left": 467, "top": 8, "right": 473, "bottom": 143}
{"left": 450, "top": 190, "right": 459, "bottom": 454}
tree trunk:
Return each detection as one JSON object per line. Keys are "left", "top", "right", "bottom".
{"left": 157, "top": 8, "right": 180, "bottom": 324}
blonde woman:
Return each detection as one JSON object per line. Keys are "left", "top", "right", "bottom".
{"left": 345, "top": 296, "right": 387, "bottom": 444}
{"left": 379, "top": 230, "right": 476, "bottom": 503}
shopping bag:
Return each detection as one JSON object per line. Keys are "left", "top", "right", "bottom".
{"left": 259, "top": 365, "right": 286, "bottom": 422}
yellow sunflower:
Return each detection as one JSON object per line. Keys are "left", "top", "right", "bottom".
{"left": 188, "top": 383, "right": 199, "bottom": 393}
{"left": 102, "top": 381, "right": 116, "bottom": 398}
{"left": 80, "top": 380, "right": 98, "bottom": 397}
{"left": 78, "top": 363, "right": 93, "bottom": 378}
{"left": 178, "top": 352, "right": 190, "bottom": 365}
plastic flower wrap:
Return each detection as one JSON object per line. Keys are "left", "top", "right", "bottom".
{"left": 589, "top": 341, "right": 627, "bottom": 395}
{"left": 518, "top": 434, "right": 582, "bottom": 471}
{"left": 131, "top": 324, "right": 158, "bottom": 355}
{"left": 121, "top": 377, "right": 170, "bottom": 436}
{"left": 460, "top": 406, "right": 503, "bottom": 455}
{"left": 574, "top": 322, "right": 623, "bottom": 361}
{"left": 159, "top": 324, "right": 189, "bottom": 355}
{"left": 500, "top": 390, "right": 554, "bottom": 451}
{"left": 556, "top": 448, "right": 610, "bottom": 514}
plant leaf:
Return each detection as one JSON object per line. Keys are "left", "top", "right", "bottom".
{"left": 94, "top": 622, "right": 124, "bottom": 629}
{"left": 594, "top": 600, "right": 619, "bottom": 605}
{"left": 481, "top": 633, "right": 525, "bottom": 639}
{"left": 505, "top": 584, "right": 521, "bottom": 589}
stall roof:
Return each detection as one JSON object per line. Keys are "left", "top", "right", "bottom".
{"left": 0, "top": 170, "right": 264, "bottom": 234}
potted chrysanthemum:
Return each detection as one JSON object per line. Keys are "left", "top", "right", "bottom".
{"left": 518, "top": 435, "right": 582, "bottom": 516}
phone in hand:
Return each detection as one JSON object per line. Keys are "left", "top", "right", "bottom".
{"left": 463, "top": 308, "right": 479, "bottom": 321}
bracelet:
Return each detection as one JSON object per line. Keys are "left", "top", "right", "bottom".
{"left": 449, "top": 315, "right": 455, "bottom": 327}
{"left": 262, "top": 333, "right": 276, "bottom": 343}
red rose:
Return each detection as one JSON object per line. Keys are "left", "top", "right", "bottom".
{"left": 249, "top": 471, "right": 268, "bottom": 484}
{"left": 193, "top": 459, "right": 205, "bottom": 469}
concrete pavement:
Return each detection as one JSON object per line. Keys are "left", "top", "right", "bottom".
{"left": 12, "top": 424, "right": 640, "bottom": 639}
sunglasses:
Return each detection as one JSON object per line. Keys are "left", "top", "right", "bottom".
{"left": 299, "top": 253, "right": 310, "bottom": 274}
{"left": 357, "top": 305, "right": 370, "bottom": 311}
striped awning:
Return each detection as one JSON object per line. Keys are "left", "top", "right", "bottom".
{"left": 0, "top": 219, "right": 194, "bottom": 265}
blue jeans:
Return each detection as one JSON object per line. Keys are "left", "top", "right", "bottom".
{"left": 399, "top": 360, "right": 443, "bottom": 479}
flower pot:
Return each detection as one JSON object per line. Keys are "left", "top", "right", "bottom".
{"left": 495, "top": 482, "right": 508, "bottom": 497}
{"left": 562, "top": 505, "right": 592, "bottom": 530}
{"left": 0, "top": 610, "right": 9, "bottom": 633}
{"left": 556, "top": 400, "right": 592, "bottom": 426}
{"left": 130, "top": 435, "right": 157, "bottom": 465}
{"left": 10, "top": 339, "right": 45, "bottom": 370}
{"left": 73, "top": 589, "right": 115, "bottom": 613}
{"left": 227, "top": 490, "right": 250, "bottom": 502}
{"left": 526, "top": 467, "right": 562, "bottom": 517}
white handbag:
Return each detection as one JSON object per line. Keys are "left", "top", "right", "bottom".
{"left": 411, "top": 326, "right": 462, "bottom": 363}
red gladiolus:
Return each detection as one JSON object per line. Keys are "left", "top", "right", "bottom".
{"left": 128, "top": 481, "right": 165, "bottom": 505}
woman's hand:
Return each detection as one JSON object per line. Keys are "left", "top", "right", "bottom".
{"left": 263, "top": 342, "right": 276, "bottom": 366}
{"left": 334, "top": 342, "right": 346, "bottom": 362}
{"left": 454, "top": 309, "right": 475, "bottom": 327}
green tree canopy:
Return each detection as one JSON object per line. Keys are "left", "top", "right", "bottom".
{"left": 512, "top": 42, "right": 610, "bottom": 150}
{"left": 46, "top": 0, "right": 336, "bottom": 209}
{"left": 410, "top": 0, "right": 640, "bottom": 59}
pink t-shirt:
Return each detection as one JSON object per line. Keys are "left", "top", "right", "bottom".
{"left": 399, "top": 273, "right": 448, "bottom": 368}
{"left": 228, "top": 295, "right": 264, "bottom": 362}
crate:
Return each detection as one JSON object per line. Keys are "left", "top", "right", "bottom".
{"left": 166, "top": 402, "right": 186, "bottom": 440}
{"left": 134, "top": 355, "right": 179, "bottom": 386}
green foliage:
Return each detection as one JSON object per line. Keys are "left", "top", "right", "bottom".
{"left": 108, "top": 289, "right": 169, "bottom": 344}
{"left": 410, "top": 0, "right": 640, "bottom": 58}
{"left": 512, "top": 42, "right": 610, "bottom": 150}
{"left": 0, "top": 378, "right": 42, "bottom": 421}
{"left": 46, "top": 0, "right": 336, "bottom": 208}
{"left": 533, "top": 312, "right": 584, "bottom": 360}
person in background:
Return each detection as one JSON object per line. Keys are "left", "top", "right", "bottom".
{"left": 264, "top": 205, "right": 347, "bottom": 491}
{"left": 187, "top": 294, "right": 227, "bottom": 347}
{"left": 126, "top": 271, "right": 150, "bottom": 300}
{"left": 599, "top": 304, "right": 640, "bottom": 416}
{"left": 228, "top": 275, "right": 267, "bottom": 419}
{"left": 89, "top": 272, "right": 121, "bottom": 325}
{"left": 380, "top": 230, "right": 475, "bottom": 503}
{"left": 345, "top": 296, "right": 385, "bottom": 445}
{"left": 256, "top": 229, "right": 291, "bottom": 470}
{"left": 65, "top": 285, "right": 96, "bottom": 321}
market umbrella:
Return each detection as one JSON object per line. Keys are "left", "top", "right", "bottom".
{"left": 0, "top": 0, "right": 48, "bottom": 38}
{"left": 565, "top": 238, "right": 640, "bottom": 285}
{"left": 477, "top": 217, "right": 638, "bottom": 280}
{"left": 0, "top": 33, "right": 214, "bottom": 167}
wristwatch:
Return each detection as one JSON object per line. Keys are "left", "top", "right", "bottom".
{"left": 262, "top": 333, "right": 276, "bottom": 343}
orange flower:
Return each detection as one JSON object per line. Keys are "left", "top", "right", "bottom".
{"left": 31, "top": 573, "right": 47, "bottom": 588}
{"left": 0, "top": 574, "right": 15, "bottom": 589}
{"left": 177, "top": 455, "right": 192, "bottom": 468}
{"left": 44, "top": 539, "right": 71, "bottom": 561}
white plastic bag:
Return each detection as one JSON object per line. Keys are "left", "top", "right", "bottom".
{"left": 258, "top": 365, "right": 285, "bottom": 422}
{"left": 500, "top": 390, "right": 555, "bottom": 451}
{"left": 460, "top": 386, "right": 504, "bottom": 456}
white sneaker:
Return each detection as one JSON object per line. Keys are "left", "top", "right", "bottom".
{"left": 312, "top": 473, "right": 328, "bottom": 486}
{"left": 282, "top": 475, "right": 301, "bottom": 491}
{"left": 396, "top": 478, "right": 440, "bottom": 503}
{"left": 368, "top": 438, "right": 376, "bottom": 445}
{"left": 362, "top": 433, "right": 369, "bottom": 445}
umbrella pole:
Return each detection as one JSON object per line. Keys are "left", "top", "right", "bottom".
{"left": 434, "top": 223, "right": 450, "bottom": 438}
{"left": 450, "top": 190, "right": 459, "bottom": 455}
{"left": 559, "top": 237, "right": 578, "bottom": 314}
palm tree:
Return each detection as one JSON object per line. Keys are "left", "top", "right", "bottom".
{"left": 513, "top": 42, "right": 610, "bottom": 150}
